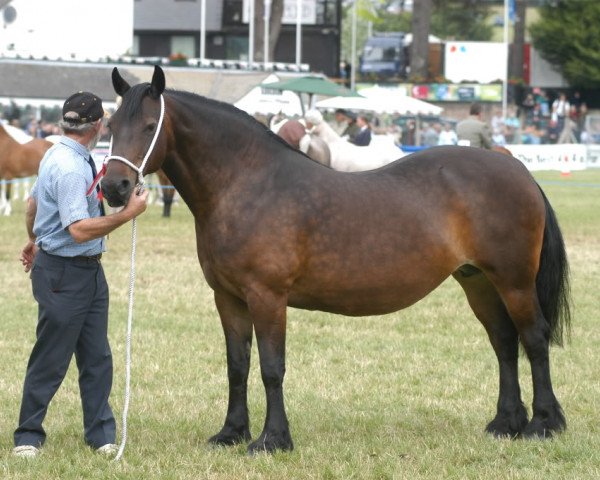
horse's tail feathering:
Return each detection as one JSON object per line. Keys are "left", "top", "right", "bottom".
{"left": 536, "top": 186, "right": 572, "bottom": 346}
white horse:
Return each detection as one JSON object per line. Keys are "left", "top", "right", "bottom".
{"left": 305, "top": 110, "right": 405, "bottom": 172}
{"left": 271, "top": 117, "right": 331, "bottom": 167}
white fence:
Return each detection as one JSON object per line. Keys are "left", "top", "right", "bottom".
{"left": 506, "top": 144, "right": 600, "bottom": 172}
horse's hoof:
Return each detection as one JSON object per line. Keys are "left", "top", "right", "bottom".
{"left": 247, "top": 432, "right": 294, "bottom": 455}
{"left": 485, "top": 406, "right": 528, "bottom": 439}
{"left": 208, "top": 427, "right": 251, "bottom": 446}
{"left": 522, "top": 410, "right": 566, "bottom": 439}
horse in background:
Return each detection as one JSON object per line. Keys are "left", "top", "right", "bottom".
{"left": 0, "top": 122, "right": 54, "bottom": 215}
{"left": 273, "top": 118, "right": 331, "bottom": 167}
{"left": 493, "top": 145, "right": 513, "bottom": 157}
{"left": 156, "top": 169, "right": 176, "bottom": 217}
{"left": 305, "top": 110, "right": 405, "bottom": 172}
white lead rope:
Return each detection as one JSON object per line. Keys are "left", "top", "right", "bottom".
{"left": 113, "top": 213, "right": 138, "bottom": 462}
{"left": 105, "top": 95, "right": 165, "bottom": 462}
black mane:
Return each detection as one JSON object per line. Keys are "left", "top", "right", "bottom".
{"left": 121, "top": 84, "right": 313, "bottom": 160}
{"left": 170, "top": 90, "right": 312, "bottom": 158}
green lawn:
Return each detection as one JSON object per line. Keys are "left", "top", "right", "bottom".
{"left": 0, "top": 170, "right": 599, "bottom": 479}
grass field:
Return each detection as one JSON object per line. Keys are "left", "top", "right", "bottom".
{"left": 0, "top": 170, "right": 599, "bottom": 479}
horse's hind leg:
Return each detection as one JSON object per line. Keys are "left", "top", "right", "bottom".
{"left": 453, "top": 267, "right": 528, "bottom": 437}
{"left": 498, "top": 287, "right": 566, "bottom": 438}
{"left": 208, "top": 290, "right": 253, "bottom": 446}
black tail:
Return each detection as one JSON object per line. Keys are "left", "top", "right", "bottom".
{"left": 536, "top": 186, "right": 572, "bottom": 346}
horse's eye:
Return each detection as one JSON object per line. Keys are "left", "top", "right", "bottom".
{"left": 146, "top": 123, "right": 156, "bottom": 134}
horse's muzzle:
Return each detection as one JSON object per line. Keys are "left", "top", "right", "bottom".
{"left": 101, "top": 177, "right": 134, "bottom": 208}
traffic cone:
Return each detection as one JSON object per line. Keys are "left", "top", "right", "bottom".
{"left": 560, "top": 154, "right": 571, "bottom": 177}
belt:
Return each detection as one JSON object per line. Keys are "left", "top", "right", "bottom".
{"left": 72, "top": 253, "right": 102, "bottom": 263}
{"left": 40, "top": 249, "right": 102, "bottom": 263}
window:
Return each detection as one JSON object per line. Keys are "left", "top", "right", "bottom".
{"left": 316, "top": 0, "right": 338, "bottom": 25}
{"left": 223, "top": 0, "right": 243, "bottom": 25}
{"left": 224, "top": 0, "right": 339, "bottom": 27}
{"left": 171, "top": 35, "right": 195, "bottom": 58}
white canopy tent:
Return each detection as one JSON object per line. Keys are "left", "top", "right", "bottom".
{"left": 234, "top": 74, "right": 304, "bottom": 117}
{"left": 315, "top": 86, "right": 443, "bottom": 116}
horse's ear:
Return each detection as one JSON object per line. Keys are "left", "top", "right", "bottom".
{"left": 112, "top": 67, "right": 130, "bottom": 97}
{"left": 149, "top": 65, "right": 166, "bottom": 99}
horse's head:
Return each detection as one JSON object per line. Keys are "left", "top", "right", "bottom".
{"left": 102, "top": 65, "right": 167, "bottom": 207}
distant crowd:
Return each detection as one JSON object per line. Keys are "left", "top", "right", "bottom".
{"left": 3, "top": 88, "right": 595, "bottom": 149}
{"left": 16, "top": 117, "right": 62, "bottom": 139}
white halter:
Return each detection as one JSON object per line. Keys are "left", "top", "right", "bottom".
{"left": 104, "top": 94, "right": 166, "bottom": 187}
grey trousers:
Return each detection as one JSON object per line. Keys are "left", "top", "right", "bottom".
{"left": 14, "top": 249, "right": 116, "bottom": 449}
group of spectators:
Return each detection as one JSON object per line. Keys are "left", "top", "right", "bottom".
{"left": 2, "top": 114, "right": 62, "bottom": 139}
{"left": 5, "top": 89, "right": 593, "bottom": 151}
{"left": 519, "top": 89, "right": 588, "bottom": 144}
{"left": 410, "top": 89, "right": 591, "bottom": 148}
{"left": 23, "top": 117, "right": 62, "bottom": 138}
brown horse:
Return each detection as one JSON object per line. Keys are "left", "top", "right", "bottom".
{"left": 275, "top": 118, "right": 331, "bottom": 167}
{"left": 491, "top": 145, "right": 513, "bottom": 156}
{"left": 102, "top": 66, "right": 571, "bottom": 454}
{"left": 0, "top": 123, "right": 53, "bottom": 215}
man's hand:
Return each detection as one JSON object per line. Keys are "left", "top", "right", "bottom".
{"left": 124, "top": 188, "right": 149, "bottom": 219}
{"left": 20, "top": 240, "right": 38, "bottom": 273}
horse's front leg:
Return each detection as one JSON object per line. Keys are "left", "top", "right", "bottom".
{"left": 208, "top": 290, "right": 253, "bottom": 446}
{"left": 22, "top": 177, "right": 31, "bottom": 201}
{"left": 246, "top": 288, "right": 293, "bottom": 454}
{"left": 0, "top": 180, "right": 5, "bottom": 210}
{"left": 3, "top": 181, "right": 12, "bottom": 216}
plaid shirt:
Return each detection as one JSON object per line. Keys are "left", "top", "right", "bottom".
{"left": 31, "top": 137, "right": 105, "bottom": 257}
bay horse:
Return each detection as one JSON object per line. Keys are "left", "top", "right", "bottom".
{"left": 273, "top": 118, "right": 331, "bottom": 167}
{"left": 102, "top": 66, "right": 571, "bottom": 454}
{"left": 0, "top": 122, "right": 53, "bottom": 215}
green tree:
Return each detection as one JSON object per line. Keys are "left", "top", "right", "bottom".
{"left": 372, "top": 10, "right": 411, "bottom": 33}
{"left": 430, "top": 0, "right": 493, "bottom": 41}
{"left": 529, "top": 0, "right": 600, "bottom": 88}
{"left": 340, "top": 0, "right": 381, "bottom": 73}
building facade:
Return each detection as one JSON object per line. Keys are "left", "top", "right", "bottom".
{"left": 134, "top": 0, "right": 342, "bottom": 76}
